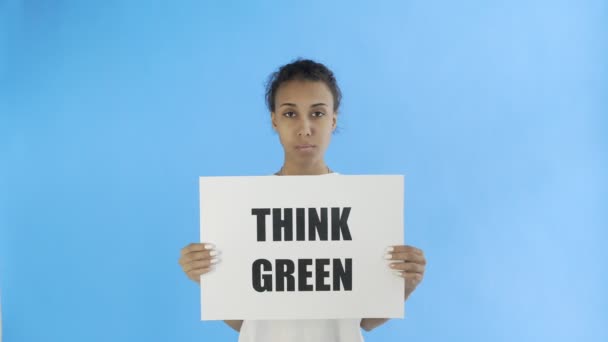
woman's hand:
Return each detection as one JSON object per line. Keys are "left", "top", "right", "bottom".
{"left": 361, "top": 245, "right": 426, "bottom": 330}
{"left": 178, "top": 242, "right": 220, "bottom": 283}
{"left": 385, "top": 245, "right": 426, "bottom": 300}
{"left": 179, "top": 243, "right": 241, "bottom": 331}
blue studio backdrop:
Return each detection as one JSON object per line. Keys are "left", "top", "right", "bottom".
{"left": 1, "top": 1, "right": 606, "bottom": 341}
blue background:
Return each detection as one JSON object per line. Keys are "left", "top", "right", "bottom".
{"left": 1, "top": 1, "right": 606, "bottom": 341}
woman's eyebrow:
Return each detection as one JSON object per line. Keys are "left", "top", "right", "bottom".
{"left": 279, "top": 102, "right": 328, "bottom": 108}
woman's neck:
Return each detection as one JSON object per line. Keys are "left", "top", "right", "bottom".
{"left": 276, "top": 160, "right": 331, "bottom": 176}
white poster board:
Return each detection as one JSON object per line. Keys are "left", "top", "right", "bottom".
{"left": 199, "top": 175, "right": 404, "bottom": 320}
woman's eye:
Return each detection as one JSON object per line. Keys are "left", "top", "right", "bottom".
{"left": 283, "top": 111, "right": 296, "bottom": 118}
{"left": 312, "top": 111, "right": 325, "bottom": 117}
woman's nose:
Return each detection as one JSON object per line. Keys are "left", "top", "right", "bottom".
{"left": 297, "top": 120, "right": 312, "bottom": 136}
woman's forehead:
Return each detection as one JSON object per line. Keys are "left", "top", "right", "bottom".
{"left": 275, "top": 80, "right": 334, "bottom": 106}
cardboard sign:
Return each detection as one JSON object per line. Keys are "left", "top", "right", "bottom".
{"left": 199, "top": 175, "right": 404, "bottom": 320}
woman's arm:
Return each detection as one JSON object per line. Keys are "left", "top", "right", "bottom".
{"left": 223, "top": 320, "right": 243, "bottom": 332}
{"left": 360, "top": 318, "right": 390, "bottom": 331}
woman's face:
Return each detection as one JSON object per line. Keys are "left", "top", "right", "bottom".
{"left": 271, "top": 80, "right": 337, "bottom": 165}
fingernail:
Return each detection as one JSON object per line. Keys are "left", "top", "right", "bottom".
{"left": 386, "top": 246, "right": 394, "bottom": 252}
{"left": 384, "top": 253, "right": 393, "bottom": 260}
{"left": 210, "top": 250, "right": 219, "bottom": 257}
{"left": 210, "top": 258, "right": 220, "bottom": 264}
{"left": 389, "top": 263, "right": 396, "bottom": 268}
{"left": 204, "top": 243, "right": 215, "bottom": 250}
{"left": 393, "top": 271, "right": 403, "bottom": 277}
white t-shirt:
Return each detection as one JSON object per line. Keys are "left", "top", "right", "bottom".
{"left": 238, "top": 172, "right": 365, "bottom": 342}
{"left": 238, "top": 319, "right": 364, "bottom": 342}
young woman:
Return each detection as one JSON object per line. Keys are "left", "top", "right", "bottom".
{"left": 178, "top": 59, "right": 427, "bottom": 341}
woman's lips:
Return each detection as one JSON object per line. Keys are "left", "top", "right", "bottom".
{"left": 296, "top": 144, "right": 316, "bottom": 151}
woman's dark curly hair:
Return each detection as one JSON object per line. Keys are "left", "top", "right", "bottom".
{"left": 265, "top": 58, "right": 342, "bottom": 113}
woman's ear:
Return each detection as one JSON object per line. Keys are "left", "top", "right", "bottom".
{"left": 332, "top": 111, "right": 338, "bottom": 131}
{"left": 271, "top": 112, "right": 277, "bottom": 130}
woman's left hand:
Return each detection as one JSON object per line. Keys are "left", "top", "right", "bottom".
{"left": 386, "top": 245, "right": 426, "bottom": 300}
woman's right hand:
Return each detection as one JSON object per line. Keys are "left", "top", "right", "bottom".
{"left": 178, "top": 242, "right": 220, "bottom": 283}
